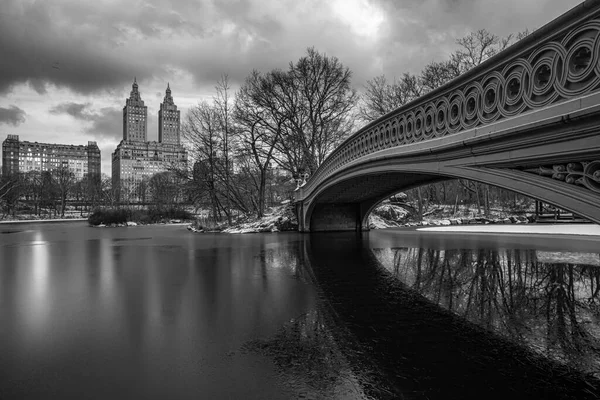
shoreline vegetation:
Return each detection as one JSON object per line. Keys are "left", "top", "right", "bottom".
{"left": 3, "top": 202, "right": 595, "bottom": 235}
{"left": 87, "top": 208, "right": 193, "bottom": 227}
{"left": 186, "top": 201, "right": 598, "bottom": 235}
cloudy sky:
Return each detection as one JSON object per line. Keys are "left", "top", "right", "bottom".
{"left": 0, "top": 0, "right": 582, "bottom": 175}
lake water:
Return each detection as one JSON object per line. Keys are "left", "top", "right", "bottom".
{"left": 0, "top": 222, "right": 599, "bottom": 399}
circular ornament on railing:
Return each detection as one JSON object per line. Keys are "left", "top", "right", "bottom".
{"left": 384, "top": 124, "right": 391, "bottom": 146}
{"left": 381, "top": 124, "right": 389, "bottom": 147}
{"left": 390, "top": 120, "right": 398, "bottom": 144}
{"left": 500, "top": 60, "right": 529, "bottom": 117}
{"left": 397, "top": 117, "right": 406, "bottom": 144}
{"left": 478, "top": 72, "right": 503, "bottom": 124}
{"left": 434, "top": 97, "right": 450, "bottom": 137}
{"left": 447, "top": 91, "right": 465, "bottom": 133}
{"left": 556, "top": 21, "right": 600, "bottom": 98}
{"left": 561, "top": 21, "right": 600, "bottom": 91}
{"left": 423, "top": 103, "right": 436, "bottom": 139}
{"left": 405, "top": 112, "right": 415, "bottom": 143}
{"left": 567, "top": 42, "right": 593, "bottom": 80}
{"left": 525, "top": 43, "right": 563, "bottom": 107}
{"left": 462, "top": 82, "right": 482, "bottom": 129}
{"left": 414, "top": 107, "right": 425, "bottom": 141}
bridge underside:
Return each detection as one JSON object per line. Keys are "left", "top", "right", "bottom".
{"left": 298, "top": 160, "right": 600, "bottom": 232}
{"left": 306, "top": 173, "right": 442, "bottom": 232}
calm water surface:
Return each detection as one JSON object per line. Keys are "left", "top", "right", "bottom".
{"left": 0, "top": 222, "right": 599, "bottom": 399}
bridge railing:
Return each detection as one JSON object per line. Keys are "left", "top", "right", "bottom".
{"left": 300, "top": 0, "right": 600, "bottom": 198}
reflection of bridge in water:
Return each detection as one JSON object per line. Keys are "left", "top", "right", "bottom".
{"left": 295, "top": 1, "right": 600, "bottom": 231}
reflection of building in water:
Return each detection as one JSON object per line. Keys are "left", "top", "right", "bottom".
{"left": 2, "top": 134, "right": 101, "bottom": 179}
{"left": 112, "top": 79, "right": 187, "bottom": 200}
{"left": 372, "top": 247, "right": 600, "bottom": 378}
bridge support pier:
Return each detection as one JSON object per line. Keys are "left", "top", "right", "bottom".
{"left": 304, "top": 203, "right": 369, "bottom": 232}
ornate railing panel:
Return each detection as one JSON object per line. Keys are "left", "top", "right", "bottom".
{"left": 302, "top": 1, "right": 600, "bottom": 197}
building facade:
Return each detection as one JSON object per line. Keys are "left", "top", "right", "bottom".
{"left": 2, "top": 134, "right": 101, "bottom": 180}
{"left": 158, "top": 83, "right": 180, "bottom": 145}
{"left": 112, "top": 80, "right": 187, "bottom": 200}
{"left": 123, "top": 77, "right": 148, "bottom": 142}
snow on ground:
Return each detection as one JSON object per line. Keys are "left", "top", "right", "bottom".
{"left": 0, "top": 218, "right": 87, "bottom": 224}
{"left": 418, "top": 223, "right": 600, "bottom": 236}
{"left": 368, "top": 214, "right": 401, "bottom": 229}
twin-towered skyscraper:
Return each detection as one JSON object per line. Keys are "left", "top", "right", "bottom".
{"left": 112, "top": 78, "right": 187, "bottom": 200}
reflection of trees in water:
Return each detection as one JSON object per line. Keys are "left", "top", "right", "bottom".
{"left": 258, "top": 243, "right": 311, "bottom": 283}
{"left": 374, "top": 247, "right": 600, "bottom": 377}
{"left": 242, "top": 309, "right": 369, "bottom": 399}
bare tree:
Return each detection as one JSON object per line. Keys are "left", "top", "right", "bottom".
{"left": 358, "top": 73, "right": 423, "bottom": 123}
{"left": 183, "top": 100, "right": 224, "bottom": 223}
{"left": 149, "top": 172, "right": 178, "bottom": 210}
{"left": 233, "top": 70, "right": 285, "bottom": 217}
{"left": 98, "top": 174, "right": 117, "bottom": 207}
{"left": 214, "top": 74, "right": 233, "bottom": 223}
{"left": 53, "top": 166, "right": 76, "bottom": 217}
{"left": 0, "top": 173, "right": 22, "bottom": 218}
{"left": 266, "top": 48, "right": 358, "bottom": 175}
{"left": 420, "top": 59, "right": 462, "bottom": 93}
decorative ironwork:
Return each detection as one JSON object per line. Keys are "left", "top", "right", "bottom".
{"left": 306, "top": 5, "right": 600, "bottom": 192}
{"left": 524, "top": 161, "right": 600, "bottom": 193}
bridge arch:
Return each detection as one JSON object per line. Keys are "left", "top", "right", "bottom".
{"left": 299, "top": 161, "right": 600, "bottom": 231}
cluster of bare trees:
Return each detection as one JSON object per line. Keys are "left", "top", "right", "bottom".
{"left": 0, "top": 169, "right": 111, "bottom": 219}
{"left": 181, "top": 48, "right": 358, "bottom": 221}
{"left": 117, "top": 172, "right": 187, "bottom": 209}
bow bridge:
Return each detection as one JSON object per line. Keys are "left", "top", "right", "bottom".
{"left": 294, "top": 1, "right": 600, "bottom": 232}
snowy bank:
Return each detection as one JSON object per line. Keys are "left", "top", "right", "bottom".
{"left": 0, "top": 218, "right": 87, "bottom": 224}
{"left": 418, "top": 223, "right": 600, "bottom": 236}
{"left": 188, "top": 205, "right": 298, "bottom": 234}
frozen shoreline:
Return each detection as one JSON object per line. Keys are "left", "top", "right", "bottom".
{"left": 418, "top": 223, "right": 600, "bottom": 236}
{"left": 0, "top": 218, "right": 87, "bottom": 224}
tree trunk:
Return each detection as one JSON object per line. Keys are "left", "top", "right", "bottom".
{"left": 61, "top": 194, "right": 66, "bottom": 217}
{"left": 485, "top": 186, "right": 490, "bottom": 216}
{"left": 257, "top": 168, "right": 267, "bottom": 218}
{"left": 417, "top": 187, "right": 424, "bottom": 221}
{"left": 475, "top": 183, "right": 481, "bottom": 214}
{"left": 452, "top": 193, "right": 460, "bottom": 215}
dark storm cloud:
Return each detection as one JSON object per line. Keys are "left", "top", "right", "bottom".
{"left": 0, "top": 0, "right": 186, "bottom": 95}
{"left": 0, "top": 0, "right": 583, "bottom": 97}
{"left": 49, "top": 101, "right": 122, "bottom": 140}
{"left": 0, "top": 0, "right": 355, "bottom": 95}
{"left": 0, "top": 105, "right": 26, "bottom": 126}
{"left": 87, "top": 107, "right": 123, "bottom": 140}
{"left": 368, "top": 0, "right": 581, "bottom": 76}
{"left": 49, "top": 102, "right": 92, "bottom": 119}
